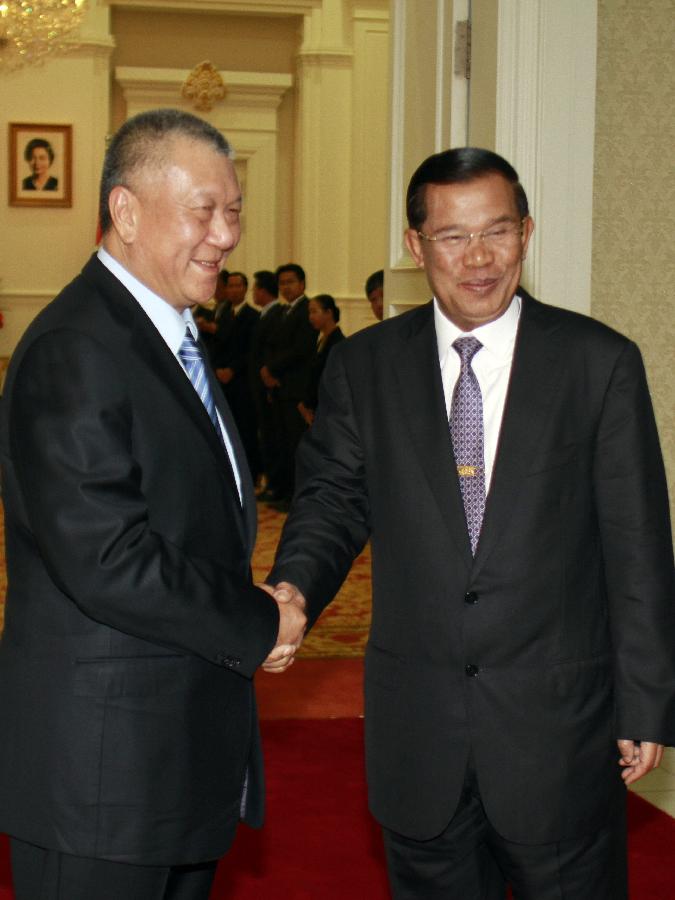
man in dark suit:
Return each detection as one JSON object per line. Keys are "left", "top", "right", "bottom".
{"left": 266, "top": 148, "right": 674, "bottom": 898}
{"left": 260, "top": 263, "right": 316, "bottom": 509}
{"left": 212, "top": 271, "right": 261, "bottom": 483}
{"left": 365, "top": 268, "right": 384, "bottom": 321}
{"left": 0, "top": 108, "right": 305, "bottom": 900}
{"left": 249, "top": 270, "right": 288, "bottom": 500}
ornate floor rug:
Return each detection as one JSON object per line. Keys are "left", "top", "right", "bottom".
{"left": 252, "top": 502, "right": 371, "bottom": 658}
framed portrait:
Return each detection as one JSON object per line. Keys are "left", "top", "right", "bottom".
{"left": 9, "top": 123, "right": 72, "bottom": 208}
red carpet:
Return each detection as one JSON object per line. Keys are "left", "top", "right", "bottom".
{"left": 1, "top": 719, "right": 674, "bottom": 898}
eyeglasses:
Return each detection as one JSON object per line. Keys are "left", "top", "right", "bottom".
{"left": 416, "top": 220, "right": 525, "bottom": 254}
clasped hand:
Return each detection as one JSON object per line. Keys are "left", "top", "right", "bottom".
{"left": 257, "top": 582, "right": 307, "bottom": 674}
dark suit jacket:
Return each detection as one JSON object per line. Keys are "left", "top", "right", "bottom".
{"left": 212, "top": 303, "right": 259, "bottom": 372}
{"left": 270, "top": 291, "right": 675, "bottom": 844}
{"left": 303, "top": 327, "right": 345, "bottom": 411}
{"left": 0, "top": 255, "right": 279, "bottom": 866}
{"left": 249, "top": 301, "right": 287, "bottom": 380}
{"left": 265, "top": 296, "right": 316, "bottom": 401}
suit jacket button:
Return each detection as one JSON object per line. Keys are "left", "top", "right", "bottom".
{"left": 464, "top": 591, "right": 478, "bottom": 604}
{"left": 465, "top": 664, "right": 479, "bottom": 677}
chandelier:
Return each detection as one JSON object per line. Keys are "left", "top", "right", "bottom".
{"left": 0, "top": 0, "right": 87, "bottom": 71}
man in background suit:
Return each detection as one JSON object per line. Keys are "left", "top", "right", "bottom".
{"left": 212, "top": 271, "right": 261, "bottom": 483}
{"left": 249, "top": 269, "right": 288, "bottom": 501}
{"left": 0, "top": 108, "right": 304, "bottom": 900}
{"left": 260, "top": 263, "right": 316, "bottom": 509}
{"left": 266, "top": 148, "right": 674, "bottom": 898}
{"left": 364, "top": 268, "right": 384, "bottom": 321}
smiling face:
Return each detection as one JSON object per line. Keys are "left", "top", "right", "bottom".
{"left": 405, "top": 173, "right": 533, "bottom": 331}
{"left": 107, "top": 136, "right": 242, "bottom": 311}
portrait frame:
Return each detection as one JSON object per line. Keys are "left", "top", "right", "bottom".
{"left": 9, "top": 123, "right": 72, "bottom": 208}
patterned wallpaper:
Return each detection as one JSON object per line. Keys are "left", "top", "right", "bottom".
{"left": 593, "top": 0, "right": 675, "bottom": 514}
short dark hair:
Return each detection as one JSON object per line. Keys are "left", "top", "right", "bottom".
{"left": 217, "top": 269, "right": 230, "bottom": 285}
{"left": 99, "top": 108, "right": 232, "bottom": 236}
{"left": 227, "top": 271, "right": 248, "bottom": 289}
{"left": 311, "top": 293, "right": 340, "bottom": 323}
{"left": 275, "top": 263, "right": 306, "bottom": 284}
{"left": 406, "top": 147, "right": 529, "bottom": 231}
{"left": 254, "top": 270, "right": 278, "bottom": 298}
{"left": 365, "top": 269, "right": 384, "bottom": 297}
{"left": 24, "top": 138, "right": 54, "bottom": 165}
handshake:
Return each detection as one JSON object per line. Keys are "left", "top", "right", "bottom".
{"left": 258, "top": 581, "right": 307, "bottom": 674}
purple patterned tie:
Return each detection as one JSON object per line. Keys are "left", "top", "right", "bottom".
{"left": 450, "top": 337, "right": 486, "bottom": 555}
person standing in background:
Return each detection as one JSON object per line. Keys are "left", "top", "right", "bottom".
{"left": 249, "top": 269, "right": 288, "bottom": 501}
{"left": 297, "top": 293, "right": 345, "bottom": 427}
{"left": 364, "top": 269, "right": 384, "bottom": 321}
{"left": 260, "top": 263, "right": 315, "bottom": 510}
{"left": 213, "top": 272, "right": 261, "bottom": 483}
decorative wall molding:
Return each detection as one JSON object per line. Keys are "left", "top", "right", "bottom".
{"left": 115, "top": 68, "right": 292, "bottom": 120}
{"left": 0, "top": 290, "right": 56, "bottom": 306}
{"left": 109, "top": 0, "right": 319, "bottom": 13}
{"left": 297, "top": 49, "right": 354, "bottom": 67}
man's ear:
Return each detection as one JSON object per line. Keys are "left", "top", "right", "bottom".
{"left": 520, "top": 215, "right": 535, "bottom": 261}
{"left": 108, "top": 185, "right": 140, "bottom": 245}
{"left": 404, "top": 228, "right": 425, "bottom": 270}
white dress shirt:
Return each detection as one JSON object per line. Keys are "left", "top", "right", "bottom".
{"left": 434, "top": 294, "right": 521, "bottom": 492}
{"left": 97, "top": 247, "right": 243, "bottom": 502}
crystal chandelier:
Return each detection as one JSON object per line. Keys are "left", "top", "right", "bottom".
{"left": 0, "top": 0, "right": 87, "bottom": 71}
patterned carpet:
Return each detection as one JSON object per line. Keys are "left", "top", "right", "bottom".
{"left": 255, "top": 503, "right": 371, "bottom": 658}
{"left": 0, "top": 503, "right": 371, "bottom": 659}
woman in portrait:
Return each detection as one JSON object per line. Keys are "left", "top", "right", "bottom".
{"left": 298, "top": 293, "right": 345, "bottom": 427}
{"left": 22, "top": 138, "right": 58, "bottom": 191}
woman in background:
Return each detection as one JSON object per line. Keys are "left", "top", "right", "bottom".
{"left": 298, "top": 293, "right": 345, "bottom": 427}
{"left": 22, "top": 138, "right": 58, "bottom": 191}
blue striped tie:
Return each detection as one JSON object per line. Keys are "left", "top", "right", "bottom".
{"left": 178, "top": 328, "right": 224, "bottom": 442}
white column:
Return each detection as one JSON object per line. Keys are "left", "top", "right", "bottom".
{"left": 496, "top": 0, "right": 598, "bottom": 313}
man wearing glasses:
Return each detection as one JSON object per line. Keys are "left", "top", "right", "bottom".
{"left": 268, "top": 147, "right": 674, "bottom": 898}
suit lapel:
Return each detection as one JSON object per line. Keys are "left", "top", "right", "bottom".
{"left": 392, "top": 304, "right": 473, "bottom": 571}
{"left": 472, "top": 294, "right": 566, "bottom": 572}
{"left": 85, "top": 257, "right": 251, "bottom": 551}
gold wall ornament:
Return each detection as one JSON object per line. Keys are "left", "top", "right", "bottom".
{"left": 0, "top": 0, "right": 87, "bottom": 71}
{"left": 181, "top": 61, "right": 226, "bottom": 112}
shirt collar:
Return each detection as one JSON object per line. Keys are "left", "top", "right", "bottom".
{"left": 260, "top": 298, "right": 283, "bottom": 317}
{"left": 98, "top": 247, "right": 196, "bottom": 354}
{"left": 434, "top": 293, "right": 521, "bottom": 367}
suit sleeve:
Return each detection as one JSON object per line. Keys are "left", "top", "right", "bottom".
{"left": 268, "top": 345, "right": 371, "bottom": 626}
{"left": 9, "top": 328, "right": 279, "bottom": 677}
{"left": 593, "top": 340, "right": 675, "bottom": 744}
